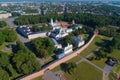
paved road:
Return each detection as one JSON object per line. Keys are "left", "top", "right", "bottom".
{"left": 17, "top": 34, "right": 29, "bottom": 43}
{"left": 103, "top": 65, "right": 114, "bottom": 74}
{"left": 103, "top": 72, "right": 109, "bottom": 80}
{"left": 0, "top": 17, "right": 17, "bottom": 28}
{"left": 54, "top": 71, "right": 66, "bottom": 80}
{"left": 0, "top": 18, "right": 30, "bottom": 43}
{"left": 44, "top": 70, "right": 63, "bottom": 80}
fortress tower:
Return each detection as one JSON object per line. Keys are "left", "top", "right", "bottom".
{"left": 94, "top": 29, "right": 99, "bottom": 35}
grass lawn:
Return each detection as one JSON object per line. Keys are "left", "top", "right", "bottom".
{"left": 63, "top": 62, "right": 103, "bottom": 80}
{"left": 91, "top": 58, "right": 107, "bottom": 68}
{"left": 52, "top": 65, "right": 61, "bottom": 72}
{"left": 90, "top": 49, "right": 120, "bottom": 69}
{"left": 33, "top": 76, "right": 43, "bottom": 80}
{"left": 82, "top": 34, "right": 89, "bottom": 41}
{"left": 68, "top": 35, "right": 110, "bottom": 63}
{"left": 108, "top": 49, "right": 120, "bottom": 62}
{"left": 80, "top": 35, "right": 110, "bottom": 57}
{"left": 0, "top": 42, "right": 7, "bottom": 50}
{"left": 0, "top": 42, "right": 16, "bottom": 54}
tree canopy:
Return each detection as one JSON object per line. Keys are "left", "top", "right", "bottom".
{"left": 112, "top": 35, "right": 120, "bottom": 49}
{"left": 0, "top": 28, "right": 17, "bottom": 45}
{"left": 14, "top": 13, "right": 120, "bottom": 28}
{"left": 0, "top": 21, "right": 7, "bottom": 28}
{"left": 61, "top": 62, "right": 77, "bottom": 74}
{"left": 0, "top": 41, "right": 41, "bottom": 80}
{"left": 30, "top": 37, "right": 54, "bottom": 58}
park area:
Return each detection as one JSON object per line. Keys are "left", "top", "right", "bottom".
{"left": 91, "top": 49, "right": 120, "bottom": 69}
{"left": 67, "top": 35, "right": 110, "bottom": 63}
{"left": 64, "top": 62, "right": 102, "bottom": 80}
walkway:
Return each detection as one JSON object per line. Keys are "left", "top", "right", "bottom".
{"left": 44, "top": 70, "right": 65, "bottom": 80}
{"left": 44, "top": 70, "right": 60, "bottom": 80}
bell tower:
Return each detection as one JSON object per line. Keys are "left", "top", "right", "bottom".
{"left": 51, "top": 18, "right": 54, "bottom": 27}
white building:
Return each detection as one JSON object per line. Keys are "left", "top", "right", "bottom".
{"left": 55, "top": 44, "right": 73, "bottom": 59}
{"left": 17, "top": 26, "right": 47, "bottom": 39}
{"left": 66, "top": 28, "right": 73, "bottom": 33}
{"left": 50, "top": 28, "right": 68, "bottom": 40}
{"left": 51, "top": 38, "right": 62, "bottom": 49}
{"left": 62, "top": 44, "right": 73, "bottom": 55}
{"left": 75, "top": 24, "right": 83, "bottom": 30}
{"left": 50, "top": 18, "right": 54, "bottom": 27}
{"left": 72, "top": 36, "right": 85, "bottom": 47}
{"left": 1, "top": 3, "right": 8, "bottom": 7}
{"left": 0, "top": 13, "right": 11, "bottom": 19}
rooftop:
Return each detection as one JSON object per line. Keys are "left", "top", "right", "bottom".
{"left": 72, "top": 36, "right": 84, "bottom": 43}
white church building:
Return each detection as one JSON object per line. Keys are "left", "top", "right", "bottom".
{"left": 50, "top": 18, "right": 69, "bottom": 40}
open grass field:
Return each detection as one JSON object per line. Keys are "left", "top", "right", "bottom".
{"left": 108, "top": 49, "right": 120, "bottom": 62}
{"left": 91, "top": 49, "right": 120, "bottom": 69}
{"left": 91, "top": 58, "right": 107, "bottom": 68}
{"left": 68, "top": 35, "right": 110, "bottom": 63}
{"left": 64, "top": 62, "right": 103, "bottom": 80}
{"left": 80, "top": 35, "right": 110, "bottom": 57}
{"left": 0, "top": 42, "right": 7, "bottom": 50}
{"left": 33, "top": 76, "right": 43, "bottom": 80}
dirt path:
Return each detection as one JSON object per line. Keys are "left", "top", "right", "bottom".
{"left": 103, "top": 73, "right": 109, "bottom": 80}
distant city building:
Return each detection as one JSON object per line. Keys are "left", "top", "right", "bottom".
{"left": 0, "top": 13, "right": 11, "bottom": 19}
{"left": 1, "top": 3, "right": 8, "bottom": 7}
{"left": 72, "top": 36, "right": 85, "bottom": 47}
{"left": 21, "top": 13, "right": 40, "bottom": 15}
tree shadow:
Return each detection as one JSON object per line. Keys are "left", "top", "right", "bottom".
{"left": 24, "top": 42, "right": 37, "bottom": 54}
{"left": 16, "top": 28, "right": 28, "bottom": 38}
{"left": 95, "top": 39, "right": 110, "bottom": 47}
{"left": 60, "top": 63, "right": 68, "bottom": 72}
{"left": 95, "top": 42, "right": 102, "bottom": 47}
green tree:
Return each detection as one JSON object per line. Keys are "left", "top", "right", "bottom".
{"left": 0, "top": 32, "right": 5, "bottom": 45}
{"left": 0, "top": 21, "right": 7, "bottom": 28}
{"left": 30, "top": 37, "right": 54, "bottom": 58}
{"left": 0, "top": 67, "right": 9, "bottom": 80}
{"left": 109, "top": 65, "right": 120, "bottom": 80}
{"left": 112, "top": 35, "right": 120, "bottom": 49}
{"left": 66, "top": 62, "right": 77, "bottom": 74}
{"left": 32, "top": 25, "right": 40, "bottom": 32}
{"left": 61, "top": 34, "right": 73, "bottom": 46}
{"left": 12, "top": 41, "right": 41, "bottom": 74}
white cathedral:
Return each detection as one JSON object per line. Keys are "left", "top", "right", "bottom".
{"left": 50, "top": 18, "right": 69, "bottom": 40}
